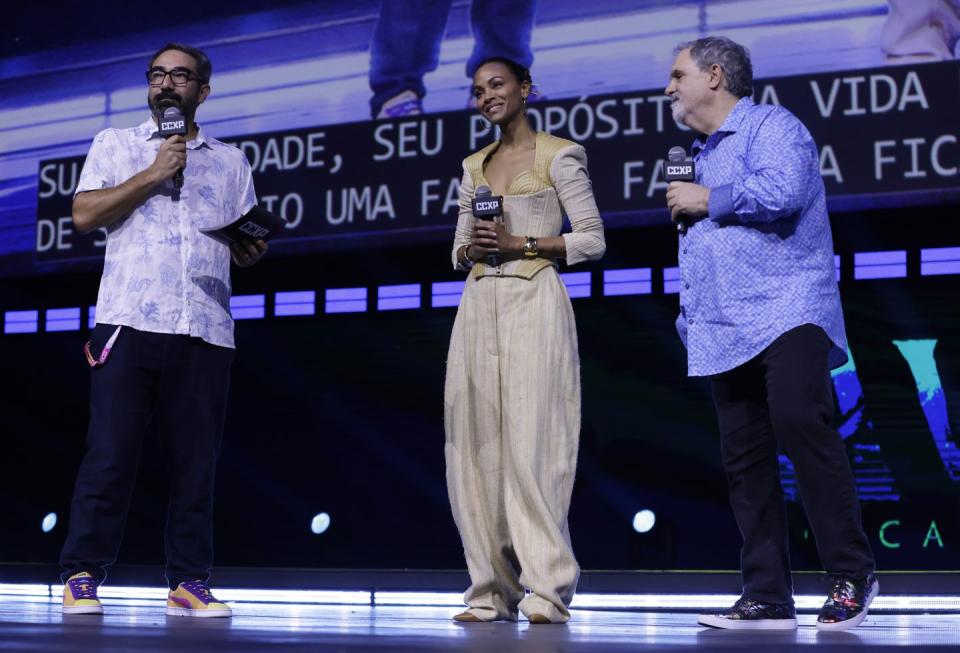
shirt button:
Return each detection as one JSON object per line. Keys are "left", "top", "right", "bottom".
{"left": 685, "top": 283, "right": 690, "bottom": 289}
{"left": 683, "top": 249, "right": 688, "bottom": 255}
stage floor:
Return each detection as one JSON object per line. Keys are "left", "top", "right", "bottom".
{"left": 2, "top": 597, "right": 958, "bottom": 652}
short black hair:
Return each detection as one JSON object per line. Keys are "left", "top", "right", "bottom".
{"left": 473, "top": 56, "right": 532, "bottom": 87}
{"left": 148, "top": 42, "right": 212, "bottom": 83}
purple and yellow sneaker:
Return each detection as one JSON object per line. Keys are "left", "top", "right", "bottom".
{"left": 166, "top": 580, "right": 232, "bottom": 618}
{"left": 62, "top": 572, "right": 103, "bottom": 615}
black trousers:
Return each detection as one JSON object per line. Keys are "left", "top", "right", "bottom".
{"left": 60, "top": 325, "right": 234, "bottom": 589}
{"left": 710, "top": 324, "right": 875, "bottom": 605}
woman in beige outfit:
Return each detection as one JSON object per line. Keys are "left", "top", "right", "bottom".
{"left": 445, "top": 57, "right": 606, "bottom": 625}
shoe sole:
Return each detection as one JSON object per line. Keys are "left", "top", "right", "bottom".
{"left": 62, "top": 606, "right": 104, "bottom": 615}
{"left": 698, "top": 615, "right": 798, "bottom": 630}
{"left": 527, "top": 614, "right": 555, "bottom": 625}
{"left": 816, "top": 581, "right": 879, "bottom": 631}
{"left": 166, "top": 607, "right": 232, "bottom": 618}
{"left": 452, "top": 611, "right": 518, "bottom": 623}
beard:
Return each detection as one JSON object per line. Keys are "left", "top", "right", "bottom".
{"left": 148, "top": 89, "right": 198, "bottom": 123}
{"left": 670, "top": 97, "right": 688, "bottom": 125}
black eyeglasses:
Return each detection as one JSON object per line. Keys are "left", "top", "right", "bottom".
{"left": 146, "top": 67, "right": 206, "bottom": 87}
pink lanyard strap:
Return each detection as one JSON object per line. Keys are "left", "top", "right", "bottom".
{"left": 83, "top": 325, "right": 122, "bottom": 367}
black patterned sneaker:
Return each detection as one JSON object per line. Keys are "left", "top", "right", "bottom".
{"left": 816, "top": 573, "right": 879, "bottom": 630}
{"left": 698, "top": 597, "right": 798, "bottom": 630}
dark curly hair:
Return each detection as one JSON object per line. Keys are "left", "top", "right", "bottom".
{"left": 149, "top": 42, "right": 212, "bottom": 83}
{"left": 473, "top": 56, "right": 532, "bottom": 87}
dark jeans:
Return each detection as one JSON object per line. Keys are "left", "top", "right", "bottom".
{"left": 60, "top": 325, "right": 234, "bottom": 589}
{"left": 710, "top": 324, "right": 875, "bottom": 605}
{"left": 369, "top": 0, "right": 538, "bottom": 116}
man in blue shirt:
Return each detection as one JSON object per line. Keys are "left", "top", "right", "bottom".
{"left": 664, "top": 36, "right": 877, "bottom": 631}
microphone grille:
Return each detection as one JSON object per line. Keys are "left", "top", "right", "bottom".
{"left": 667, "top": 146, "right": 687, "bottom": 162}
{"left": 162, "top": 105, "right": 185, "bottom": 120}
{"left": 475, "top": 185, "right": 492, "bottom": 197}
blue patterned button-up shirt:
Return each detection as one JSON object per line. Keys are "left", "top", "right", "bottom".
{"left": 76, "top": 117, "right": 257, "bottom": 349}
{"left": 676, "top": 97, "right": 848, "bottom": 377}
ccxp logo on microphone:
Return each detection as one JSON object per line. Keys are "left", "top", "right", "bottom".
{"left": 666, "top": 164, "right": 693, "bottom": 176}
{"left": 474, "top": 200, "right": 500, "bottom": 212}
{"left": 160, "top": 119, "right": 185, "bottom": 132}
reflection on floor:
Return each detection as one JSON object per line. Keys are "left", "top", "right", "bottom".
{"left": 2, "top": 596, "right": 959, "bottom": 653}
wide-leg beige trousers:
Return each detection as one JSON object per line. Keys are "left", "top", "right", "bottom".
{"left": 444, "top": 269, "right": 581, "bottom": 623}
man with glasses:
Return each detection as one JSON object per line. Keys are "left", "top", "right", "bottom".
{"left": 59, "top": 43, "right": 267, "bottom": 618}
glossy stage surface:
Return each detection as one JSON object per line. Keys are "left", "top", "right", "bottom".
{"left": 2, "top": 596, "right": 958, "bottom": 652}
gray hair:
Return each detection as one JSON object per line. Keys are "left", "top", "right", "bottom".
{"left": 675, "top": 36, "right": 753, "bottom": 98}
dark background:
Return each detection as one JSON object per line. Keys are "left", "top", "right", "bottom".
{"left": 2, "top": 0, "right": 958, "bottom": 574}
{"left": 3, "top": 205, "right": 958, "bottom": 571}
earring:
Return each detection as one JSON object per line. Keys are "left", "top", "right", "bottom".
{"left": 522, "top": 95, "right": 527, "bottom": 114}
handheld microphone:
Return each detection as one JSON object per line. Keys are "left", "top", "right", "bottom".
{"left": 157, "top": 106, "right": 188, "bottom": 191}
{"left": 472, "top": 185, "right": 504, "bottom": 267}
{"left": 663, "top": 146, "right": 696, "bottom": 234}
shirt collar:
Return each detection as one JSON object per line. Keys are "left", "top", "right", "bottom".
{"left": 692, "top": 96, "right": 754, "bottom": 153}
{"left": 138, "top": 115, "right": 211, "bottom": 150}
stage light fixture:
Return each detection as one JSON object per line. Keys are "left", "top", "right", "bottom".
{"left": 311, "top": 513, "right": 331, "bottom": 535}
{"left": 633, "top": 510, "right": 656, "bottom": 533}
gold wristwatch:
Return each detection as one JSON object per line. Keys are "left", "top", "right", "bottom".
{"left": 522, "top": 236, "right": 539, "bottom": 258}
